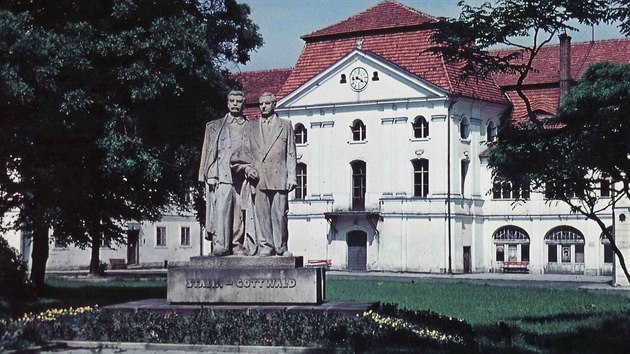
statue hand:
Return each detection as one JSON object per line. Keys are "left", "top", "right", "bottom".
{"left": 288, "top": 183, "right": 297, "bottom": 192}
{"left": 245, "top": 166, "right": 258, "bottom": 180}
{"left": 206, "top": 178, "right": 218, "bottom": 189}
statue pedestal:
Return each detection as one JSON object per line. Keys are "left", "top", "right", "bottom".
{"left": 167, "top": 256, "right": 325, "bottom": 304}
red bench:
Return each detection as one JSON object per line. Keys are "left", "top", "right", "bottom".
{"left": 109, "top": 258, "right": 127, "bottom": 270}
{"left": 501, "top": 261, "right": 529, "bottom": 273}
{"left": 306, "top": 259, "right": 332, "bottom": 268}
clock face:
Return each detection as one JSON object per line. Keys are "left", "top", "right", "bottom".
{"left": 349, "top": 67, "right": 368, "bottom": 92}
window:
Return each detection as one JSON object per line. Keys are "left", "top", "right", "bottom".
{"left": 351, "top": 161, "right": 366, "bottom": 210}
{"left": 180, "top": 226, "right": 190, "bottom": 246}
{"left": 295, "top": 163, "right": 307, "bottom": 200}
{"left": 545, "top": 226, "right": 585, "bottom": 264}
{"left": 156, "top": 226, "right": 167, "bottom": 247}
{"left": 351, "top": 120, "right": 366, "bottom": 141}
{"left": 412, "top": 159, "right": 429, "bottom": 197}
{"left": 54, "top": 238, "right": 66, "bottom": 249}
{"left": 545, "top": 181, "right": 581, "bottom": 199}
{"left": 295, "top": 123, "right": 307, "bottom": 144}
{"left": 492, "top": 181, "right": 530, "bottom": 199}
{"left": 460, "top": 117, "right": 470, "bottom": 139}
{"left": 487, "top": 121, "right": 497, "bottom": 142}
{"left": 492, "top": 226, "right": 530, "bottom": 264}
{"left": 601, "top": 226, "right": 614, "bottom": 263}
{"left": 412, "top": 116, "right": 429, "bottom": 138}
{"left": 548, "top": 244, "right": 558, "bottom": 262}
{"left": 600, "top": 179, "right": 611, "bottom": 197}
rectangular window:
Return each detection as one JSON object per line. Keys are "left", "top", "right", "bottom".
{"left": 493, "top": 181, "right": 530, "bottom": 200}
{"left": 521, "top": 244, "right": 530, "bottom": 262}
{"left": 156, "top": 226, "right": 167, "bottom": 247}
{"left": 575, "top": 244, "right": 585, "bottom": 263}
{"left": 600, "top": 180, "right": 611, "bottom": 197}
{"left": 496, "top": 245, "right": 504, "bottom": 262}
{"left": 180, "top": 227, "right": 191, "bottom": 246}
{"left": 548, "top": 244, "right": 557, "bottom": 262}
{"left": 604, "top": 244, "right": 614, "bottom": 263}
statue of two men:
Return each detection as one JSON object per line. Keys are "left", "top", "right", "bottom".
{"left": 199, "top": 91, "right": 297, "bottom": 257}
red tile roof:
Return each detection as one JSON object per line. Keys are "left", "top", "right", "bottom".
{"left": 277, "top": 1, "right": 506, "bottom": 103}
{"left": 493, "top": 38, "right": 630, "bottom": 87}
{"left": 492, "top": 38, "right": 630, "bottom": 123}
{"left": 232, "top": 68, "right": 292, "bottom": 119}
{"left": 302, "top": 0, "right": 435, "bottom": 40}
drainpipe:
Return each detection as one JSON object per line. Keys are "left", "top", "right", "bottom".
{"left": 447, "top": 101, "right": 454, "bottom": 274}
{"left": 559, "top": 34, "right": 572, "bottom": 103}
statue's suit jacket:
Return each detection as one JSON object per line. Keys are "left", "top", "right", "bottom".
{"left": 198, "top": 115, "right": 229, "bottom": 184}
{"left": 246, "top": 114, "right": 297, "bottom": 191}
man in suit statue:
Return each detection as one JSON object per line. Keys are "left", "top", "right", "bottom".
{"left": 247, "top": 92, "right": 297, "bottom": 256}
{"left": 199, "top": 90, "right": 257, "bottom": 256}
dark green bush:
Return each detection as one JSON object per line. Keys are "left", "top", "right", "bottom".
{"left": 0, "top": 236, "right": 34, "bottom": 302}
{"left": 0, "top": 304, "right": 476, "bottom": 352}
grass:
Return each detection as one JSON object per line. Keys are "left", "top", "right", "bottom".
{"left": 8, "top": 275, "right": 630, "bottom": 353}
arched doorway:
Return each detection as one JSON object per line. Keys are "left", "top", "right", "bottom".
{"left": 347, "top": 230, "right": 367, "bottom": 271}
{"left": 492, "top": 226, "right": 530, "bottom": 272}
{"left": 545, "top": 226, "right": 585, "bottom": 274}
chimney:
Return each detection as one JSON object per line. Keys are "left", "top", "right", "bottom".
{"left": 559, "top": 34, "right": 571, "bottom": 102}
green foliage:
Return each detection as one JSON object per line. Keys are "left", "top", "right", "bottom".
{"left": 0, "top": 237, "right": 34, "bottom": 303}
{"left": 0, "top": 304, "right": 475, "bottom": 353}
{"left": 0, "top": 0, "right": 262, "bottom": 283}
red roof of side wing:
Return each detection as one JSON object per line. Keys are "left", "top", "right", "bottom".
{"left": 233, "top": 68, "right": 292, "bottom": 119}
{"left": 492, "top": 38, "right": 630, "bottom": 123}
{"left": 277, "top": 1, "right": 507, "bottom": 104}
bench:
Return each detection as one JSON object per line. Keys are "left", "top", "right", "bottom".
{"left": 109, "top": 258, "right": 127, "bottom": 270}
{"left": 306, "top": 259, "right": 332, "bottom": 268}
{"left": 501, "top": 261, "right": 529, "bottom": 273}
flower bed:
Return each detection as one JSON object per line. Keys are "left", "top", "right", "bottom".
{"left": 0, "top": 303, "right": 475, "bottom": 352}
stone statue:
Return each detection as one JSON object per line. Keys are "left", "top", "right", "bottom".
{"left": 246, "top": 92, "right": 297, "bottom": 256}
{"left": 199, "top": 90, "right": 258, "bottom": 256}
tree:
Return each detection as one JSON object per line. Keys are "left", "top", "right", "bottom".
{"left": 429, "top": 0, "right": 630, "bottom": 281}
{"left": 0, "top": 0, "right": 262, "bottom": 287}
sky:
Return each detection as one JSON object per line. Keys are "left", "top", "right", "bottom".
{"left": 230, "top": 0, "right": 627, "bottom": 73}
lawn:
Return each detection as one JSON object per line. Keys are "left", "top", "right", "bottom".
{"left": 8, "top": 275, "right": 630, "bottom": 353}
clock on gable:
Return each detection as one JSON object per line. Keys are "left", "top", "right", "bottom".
{"left": 349, "top": 67, "right": 368, "bottom": 92}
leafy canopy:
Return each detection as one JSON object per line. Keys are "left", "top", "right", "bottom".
{"left": 0, "top": 0, "right": 262, "bottom": 249}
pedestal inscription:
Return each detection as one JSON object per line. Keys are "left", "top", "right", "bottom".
{"left": 167, "top": 266, "right": 325, "bottom": 304}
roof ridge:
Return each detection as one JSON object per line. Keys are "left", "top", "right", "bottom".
{"left": 301, "top": 0, "right": 436, "bottom": 39}
{"left": 232, "top": 67, "right": 293, "bottom": 75}
{"left": 491, "top": 36, "right": 630, "bottom": 54}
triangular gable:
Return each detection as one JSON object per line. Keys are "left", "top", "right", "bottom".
{"left": 278, "top": 49, "right": 448, "bottom": 109}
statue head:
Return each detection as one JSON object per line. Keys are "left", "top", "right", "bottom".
{"left": 258, "top": 92, "right": 276, "bottom": 118}
{"left": 227, "top": 90, "right": 245, "bottom": 116}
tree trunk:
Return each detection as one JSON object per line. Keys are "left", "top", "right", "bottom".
{"left": 30, "top": 222, "right": 49, "bottom": 292}
{"left": 89, "top": 234, "right": 102, "bottom": 276}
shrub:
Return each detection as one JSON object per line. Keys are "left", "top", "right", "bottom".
{"left": 0, "top": 237, "right": 34, "bottom": 302}
{"left": 0, "top": 303, "right": 476, "bottom": 352}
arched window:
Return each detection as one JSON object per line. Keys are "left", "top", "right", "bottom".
{"left": 295, "top": 163, "right": 307, "bottom": 200}
{"left": 351, "top": 161, "right": 366, "bottom": 210}
{"left": 545, "top": 226, "right": 585, "bottom": 267}
{"left": 412, "top": 159, "right": 429, "bottom": 197}
{"left": 295, "top": 123, "right": 307, "bottom": 144}
{"left": 492, "top": 226, "right": 530, "bottom": 263}
{"left": 487, "top": 121, "right": 497, "bottom": 142}
{"left": 412, "top": 116, "right": 429, "bottom": 138}
{"left": 351, "top": 120, "right": 366, "bottom": 141}
{"left": 460, "top": 117, "right": 470, "bottom": 139}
